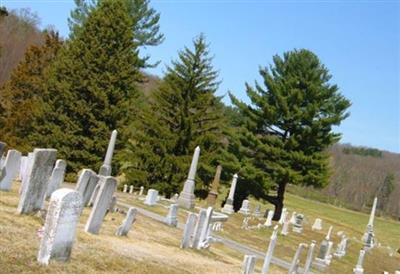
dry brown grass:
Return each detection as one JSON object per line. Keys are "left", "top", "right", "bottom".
{"left": 0, "top": 183, "right": 286, "bottom": 274}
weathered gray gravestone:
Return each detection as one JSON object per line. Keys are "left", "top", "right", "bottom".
{"left": 239, "top": 199, "right": 251, "bottom": 215}
{"left": 144, "top": 189, "right": 158, "bottom": 206}
{"left": 178, "top": 146, "right": 200, "bottom": 209}
{"left": 192, "top": 208, "right": 207, "bottom": 248}
{"left": 0, "top": 149, "right": 22, "bottom": 191}
{"left": 45, "top": 159, "right": 66, "bottom": 199}
{"left": 165, "top": 204, "right": 178, "bottom": 227}
{"left": 304, "top": 240, "right": 316, "bottom": 274}
{"left": 181, "top": 213, "right": 197, "bottom": 248}
{"left": 241, "top": 255, "right": 256, "bottom": 274}
{"left": 206, "top": 165, "right": 222, "bottom": 207}
{"left": 288, "top": 243, "right": 307, "bottom": 273}
{"left": 197, "top": 206, "right": 214, "bottom": 249}
{"left": 99, "top": 130, "right": 117, "bottom": 176}
{"left": 17, "top": 149, "right": 57, "bottom": 214}
{"left": 83, "top": 173, "right": 99, "bottom": 206}
{"left": 115, "top": 207, "right": 137, "bottom": 236}
{"left": 261, "top": 225, "right": 279, "bottom": 274}
{"left": 84, "top": 176, "right": 117, "bottom": 234}
{"left": 222, "top": 174, "right": 238, "bottom": 214}
{"left": 108, "top": 196, "right": 117, "bottom": 213}
{"left": 88, "top": 183, "right": 100, "bottom": 207}
{"left": 75, "top": 169, "right": 100, "bottom": 206}
{"left": 37, "top": 188, "right": 82, "bottom": 265}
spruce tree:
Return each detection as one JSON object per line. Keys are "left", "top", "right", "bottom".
{"left": 31, "top": 0, "right": 141, "bottom": 175}
{"left": 121, "top": 35, "right": 236, "bottom": 196}
{"left": 68, "top": 0, "right": 163, "bottom": 67}
{"left": 230, "top": 49, "right": 351, "bottom": 219}
{"left": 0, "top": 30, "right": 62, "bottom": 151}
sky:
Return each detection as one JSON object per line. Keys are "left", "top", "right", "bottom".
{"left": 2, "top": 0, "right": 400, "bottom": 153}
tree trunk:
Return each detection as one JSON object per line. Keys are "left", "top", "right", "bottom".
{"left": 272, "top": 182, "right": 286, "bottom": 221}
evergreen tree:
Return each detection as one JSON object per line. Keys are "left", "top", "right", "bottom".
{"left": 31, "top": 0, "right": 141, "bottom": 175}
{"left": 230, "top": 49, "right": 351, "bottom": 219}
{"left": 68, "top": 0, "right": 164, "bottom": 67}
{"left": 120, "top": 35, "right": 237, "bottom": 196}
{"left": 0, "top": 30, "right": 62, "bottom": 151}
{"left": 377, "top": 173, "right": 395, "bottom": 212}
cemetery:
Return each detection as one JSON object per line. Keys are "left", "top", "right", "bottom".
{"left": 0, "top": 137, "right": 399, "bottom": 273}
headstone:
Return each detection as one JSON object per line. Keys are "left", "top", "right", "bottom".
{"left": 144, "top": 189, "right": 158, "bottom": 206}
{"left": 253, "top": 205, "right": 261, "bottom": 217}
{"left": 76, "top": 170, "right": 99, "bottom": 206}
{"left": 312, "top": 218, "right": 323, "bottom": 231}
{"left": 362, "top": 197, "right": 377, "bottom": 249}
{"left": 281, "top": 214, "right": 290, "bottom": 236}
{"left": 315, "top": 226, "right": 334, "bottom": 266}
{"left": 221, "top": 174, "right": 238, "bottom": 214}
{"left": 264, "top": 210, "right": 274, "bottom": 227}
{"left": 292, "top": 214, "right": 304, "bottom": 233}
{"left": 45, "top": 159, "right": 66, "bottom": 199}
{"left": 192, "top": 209, "right": 207, "bottom": 249}
{"left": 17, "top": 149, "right": 57, "bottom": 214}
{"left": 261, "top": 225, "right": 279, "bottom": 274}
{"left": 19, "top": 156, "right": 28, "bottom": 181}
{"left": 288, "top": 243, "right": 307, "bottom": 273}
{"left": 304, "top": 241, "right": 316, "bottom": 274}
{"left": 334, "top": 235, "right": 348, "bottom": 258}
{"left": 207, "top": 165, "right": 222, "bottom": 207}
{"left": 0, "top": 149, "right": 22, "bottom": 191}
{"left": 278, "top": 208, "right": 287, "bottom": 224}
{"left": 19, "top": 152, "right": 34, "bottom": 195}
{"left": 129, "top": 185, "right": 133, "bottom": 194}
{"left": 197, "top": 207, "right": 213, "bottom": 249}
{"left": 108, "top": 196, "right": 117, "bottom": 212}
{"left": 87, "top": 177, "right": 101, "bottom": 207}
{"left": 84, "top": 176, "right": 117, "bottom": 234}
{"left": 180, "top": 213, "right": 197, "bottom": 248}
{"left": 115, "top": 207, "right": 137, "bottom": 236}
{"left": 98, "top": 130, "right": 117, "bottom": 176}
{"left": 241, "top": 255, "right": 256, "bottom": 274}
{"left": 123, "top": 184, "right": 128, "bottom": 193}
{"left": 239, "top": 199, "right": 251, "bottom": 215}
{"left": 171, "top": 193, "right": 179, "bottom": 202}
{"left": 165, "top": 204, "right": 178, "bottom": 227}
{"left": 178, "top": 146, "right": 200, "bottom": 209}
{"left": 139, "top": 186, "right": 144, "bottom": 196}
{"left": 37, "top": 188, "right": 82, "bottom": 265}
{"left": 353, "top": 249, "right": 366, "bottom": 274}
{"left": 289, "top": 211, "right": 297, "bottom": 224}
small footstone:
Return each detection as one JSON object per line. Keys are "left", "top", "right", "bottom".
{"left": 115, "top": 207, "right": 137, "bottom": 236}
{"left": 37, "top": 188, "right": 82, "bottom": 265}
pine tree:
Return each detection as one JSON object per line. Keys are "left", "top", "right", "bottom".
{"left": 68, "top": 0, "right": 164, "bottom": 67}
{"left": 31, "top": 0, "right": 141, "bottom": 175}
{"left": 0, "top": 30, "right": 62, "bottom": 152}
{"left": 120, "top": 35, "right": 236, "bottom": 197}
{"left": 230, "top": 49, "right": 351, "bottom": 219}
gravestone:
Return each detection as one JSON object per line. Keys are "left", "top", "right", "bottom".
{"left": 115, "top": 207, "right": 137, "bottom": 236}
{"left": 139, "top": 186, "right": 144, "bottom": 196}
{"left": 292, "top": 214, "right": 304, "bottom": 233}
{"left": 37, "top": 188, "right": 82, "bottom": 265}
{"left": 304, "top": 241, "right": 316, "bottom": 274}
{"left": 88, "top": 183, "right": 100, "bottom": 207}
{"left": 242, "top": 255, "right": 256, "bottom": 274}
{"left": 315, "top": 226, "right": 334, "bottom": 266}
{"left": 192, "top": 209, "right": 207, "bottom": 249}
{"left": 181, "top": 213, "right": 197, "bottom": 248}
{"left": 239, "top": 199, "right": 251, "bottom": 215}
{"left": 84, "top": 176, "right": 117, "bottom": 234}
{"left": 278, "top": 208, "right": 287, "bottom": 224}
{"left": 17, "top": 149, "right": 57, "bottom": 214}
{"left": 281, "top": 214, "right": 290, "bottom": 236}
{"left": 261, "top": 225, "right": 279, "bottom": 274}
{"left": 129, "top": 185, "right": 133, "bottom": 194}
{"left": 171, "top": 193, "right": 179, "bottom": 202}
{"left": 178, "top": 146, "right": 200, "bottom": 209}
{"left": 264, "top": 210, "right": 274, "bottom": 227}
{"left": 123, "top": 184, "right": 128, "bottom": 193}
{"left": 19, "top": 156, "right": 28, "bottom": 181}
{"left": 197, "top": 207, "right": 214, "bottom": 249}
{"left": 253, "top": 205, "right": 261, "bottom": 217}
{"left": 0, "top": 149, "right": 22, "bottom": 191}
{"left": 222, "top": 174, "right": 238, "bottom": 214}
{"left": 144, "top": 189, "right": 158, "bottom": 206}
{"left": 363, "top": 197, "right": 377, "bottom": 249}
{"left": 288, "top": 243, "right": 307, "bottom": 273}
{"left": 353, "top": 249, "right": 366, "bottom": 274}
{"left": 165, "top": 204, "right": 178, "bottom": 227}
{"left": 45, "top": 159, "right": 66, "bottom": 199}
{"left": 334, "top": 235, "right": 348, "bottom": 258}
{"left": 289, "top": 211, "right": 297, "bottom": 224}
{"left": 312, "top": 218, "right": 323, "bottom": 231}
{"left": 75, "top": 169, "right": 99, "bottom": 206}
{"left": 108, "top": 196, "right": 117, "bottom": 212}
{"left": 99, "top": 130, "right": 117, "bottom": 176}
{"left": 207, "top": 165, "right": 222, "bottom": 207}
